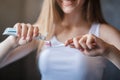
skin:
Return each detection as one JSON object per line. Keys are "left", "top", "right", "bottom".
{"left": 0, "top": 0, "right": 120, "bottom": 70}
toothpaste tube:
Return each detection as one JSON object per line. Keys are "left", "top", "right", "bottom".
{"left": 3, "top": 27, "right": 47, "bottom": 40}
{"left": 3, "top": 28, "right": 17, "bottom": 36}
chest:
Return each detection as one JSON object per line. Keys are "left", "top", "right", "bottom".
{"left": 38, "top": 47, "right": 105, "bottom": 75}
{"left": 56, "top": 28, "right": 90, "bottom": 43}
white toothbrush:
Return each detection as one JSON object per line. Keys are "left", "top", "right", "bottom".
{"left": 52, "top": 44, "right": 65, "bottom": 48}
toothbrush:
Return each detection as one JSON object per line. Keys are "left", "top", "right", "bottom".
{"left": 44, "top": 40, "right": 65, "bottom": 48}
{"left": 52, "top": 44, "right": 65, "bottom": 48}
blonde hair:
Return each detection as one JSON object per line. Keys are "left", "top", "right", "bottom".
{"left": 82, "top": 0, "right": 107, "bottom": 23}
{"left": 37, "top": 0, "right": 61, "bottom": 39}
{"left": 36, "top": 0, "right": 106, "bottom": 53}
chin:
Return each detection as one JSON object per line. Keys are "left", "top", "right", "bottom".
{"left": 63, "top": 8, "right": 75, "bottom": 14}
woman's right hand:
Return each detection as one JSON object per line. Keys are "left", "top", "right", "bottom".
{"left": 8, "top": 23, "right": 39, "bottom": 47}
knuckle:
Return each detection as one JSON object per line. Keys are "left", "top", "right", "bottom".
{"left": 89, "top": 33, "right": 92, "bottom": 36}
{"left": 35, "top": 26, "right": 39, "bottom": 30}
{"left": 76, "top": 44, "right": 80, "bottom": 49}
{"left": 29, "top": 25, "right": 34, "bottom": 30}
{"left": 86, "top": 41, "right": 91, "bottom": 46}
{"left": 79, "top": 39, "right": 83, "bottom": 44}
{"left": 15, "top": 23, "right": 20, "bottom": 26}
{"left": 79, "top": 37, "right": 84, "bottom": 43}
{"left": 34, "top": 27, "right": 39, "bottom": 34}
{"left": 27, "top": 23, "right": 31, "bottom": 26}
{"left": 87, "top": 34, "right": 93, "bottom": 38}
{"left": 14, "top": 23, "right": 21, "bottom": 28}
{"left": 21, "top": 23, "right": 25, "bottom": 26}
{"left": 21, "top": 24, "right": 27, "bottom": 30}
{"left": 73, "top": 37, "right": 77, "bottom": 41}
{"left": 73, "top": 38, "right": 77, "bottom": 43}
{"left": 84, "top": 34, "right": 88, "bottom": 37}
{"left": 27, "top": 23, "right": 32, "bottom": 28}
{"left": 28, "top": 24, "right": 34, "bottom": 30}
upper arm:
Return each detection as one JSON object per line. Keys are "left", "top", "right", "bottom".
{"left": 0, "top": 40, "right": 39, "bottom": 68}
{"left": 100, "top": 24, "right": 120, "bottom": 50}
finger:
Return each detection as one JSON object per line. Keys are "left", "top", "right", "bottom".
{"left": 33, "top": 26, "right": 39, "bottom": 37}
{"left": 21, "top": 23, "right": 28, "bottom": 40}
{"left": 73, "top": 37, "right": 82, "bottom": 49}
{"left": 79, "top": 36, "right": 88, "bottom": 49}
{"left": 86, "top": 34, "right": 96, "bottom": 49}
{"left": 14, "top": 23, "right": 22, "bottom": 37}
{"left": 69, "top": 43, "right": 75, "bottom": 48}
{"left": 26, "top": 24, "right": 34, "bottom": 41}
{"left": 65, "top": 38, "right": 73, "bottom": 46}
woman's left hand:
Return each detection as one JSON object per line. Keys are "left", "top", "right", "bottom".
{"left": 65, "top": 34, "right": 111, "bottom": 57}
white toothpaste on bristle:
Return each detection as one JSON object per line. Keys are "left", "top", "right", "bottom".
{"left": 44, "top": 41, "right": 52, "bottom": 48}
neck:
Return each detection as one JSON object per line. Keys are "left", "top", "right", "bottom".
{"left": 55, "top": 12, "right": 91, "bottom": 42}
{"left": 55, "top": 11, "right": 91, "bottom": 38}
{"left": 62, "top": 11, "right": 86, "bottom": 28}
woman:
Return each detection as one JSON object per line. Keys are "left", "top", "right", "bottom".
{"left": 0, "top": 0, "right": 120, "bottom": 80}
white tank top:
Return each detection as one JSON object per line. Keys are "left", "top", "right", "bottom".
{"left": 38, "top": 23, "right": 106, "bottom": 80}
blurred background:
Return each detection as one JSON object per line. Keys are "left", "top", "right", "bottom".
{"left": 0, "top": 0, "right": 120, "bottom": 80}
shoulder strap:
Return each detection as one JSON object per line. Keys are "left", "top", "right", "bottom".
{"left": 89, "top": 23, "right": 100, "bottom": 37}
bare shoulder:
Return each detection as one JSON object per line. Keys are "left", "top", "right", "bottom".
{"left": 100, "top": 23, "right": 120, "bottom": 49}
